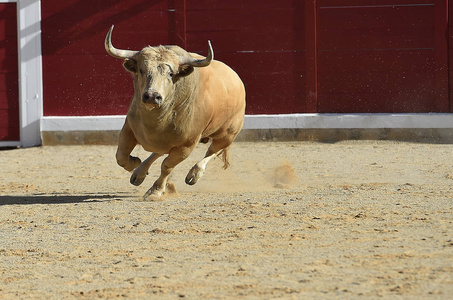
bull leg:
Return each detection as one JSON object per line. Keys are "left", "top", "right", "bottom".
{"left": 130, "top": 152, "right": 162, "bottom": 186}
{"left": 185, "top": 149, "right": 219, "bottom": 185}
{"left": 116, "top": 119, "right": 141, "bottom": 172}
{"left": 143, "top": 144, "right": 196, "bottom": 201}
{"left": 185, "top": 137, "right": 233, "bottom": 185}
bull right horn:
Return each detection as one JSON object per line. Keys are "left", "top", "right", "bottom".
{"left": 105, "top": 25, "right": 139, "bottom": 59}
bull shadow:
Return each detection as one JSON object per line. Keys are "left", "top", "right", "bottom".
{"left": 0, "top": 193, "right": 131, "bottom": 206}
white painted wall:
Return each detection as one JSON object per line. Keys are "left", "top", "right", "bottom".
{"left": 41, "top": 113, "right": 453, "bottom": 133}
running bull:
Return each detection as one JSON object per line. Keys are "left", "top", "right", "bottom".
{"left": 105, "top": 25, "right": 246, "bottom": 200}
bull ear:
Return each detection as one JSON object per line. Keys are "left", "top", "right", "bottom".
{"left": 123, "top": 59, "right": 138, "bottom": 73}
{"left": 174, "top": 65, "right": 194, "bottom": 81}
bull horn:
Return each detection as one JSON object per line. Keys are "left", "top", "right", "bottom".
{"left": 105, "top": 25, "right": 139, "bottom": 59}
{"left": 179, "top": 41, "right": 214, "bottom": 67}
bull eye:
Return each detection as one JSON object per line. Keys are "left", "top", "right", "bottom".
{"left": 139, "top": 69, "right": 144, "bottom": 76}
{"left": 165, "top": 64, "right": 174, "bottom": 78}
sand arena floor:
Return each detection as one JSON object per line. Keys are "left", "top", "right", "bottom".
{"left": 0, "top": 141, "right": 452, "bottom": 298}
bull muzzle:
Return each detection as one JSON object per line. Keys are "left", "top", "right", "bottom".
{"left": 142, "top": 91, "right": 163, "bottom": 107}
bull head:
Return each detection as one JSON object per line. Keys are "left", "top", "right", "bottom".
{"left": 105, "top": 25, "right": 213, "bottom": 110}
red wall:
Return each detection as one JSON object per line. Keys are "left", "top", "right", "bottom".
{"left": 41, "top": 1, "right": 177, "bottom": 116}
{"left": 449, "top": 0, "right": 453, "bottom": 111}
{"left": 41, "top": 0, "right": 450, "bottom": 116}
{"left": 183, "top": 1, "right": 306, "bottom": 114}
{"left": 0, "top": 3, "right": 19, "bottom": 141}
{"left": 316, "top": 0, "right": 448, "bottom": 113}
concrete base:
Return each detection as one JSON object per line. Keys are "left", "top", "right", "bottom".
{"left": 42, "top": 128, "right": 453, "bottom": 146}
{"left": 40, "top": 114, "right": 453, "bottom": 145}
{"left": 42, "top": 131, "right": 121, "bottom": 145}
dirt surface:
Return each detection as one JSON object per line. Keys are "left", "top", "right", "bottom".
{"left": 1, "top": 141, "right": 452, "bottom": 299}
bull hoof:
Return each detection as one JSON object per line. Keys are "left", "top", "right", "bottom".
{"left": 143, "top": 187, "right": 164, "bottom": 201}
{"left": 185, "top": 166, "right": 204, "bottom": 185}
{"left": 130, "top": 171, "right": 146, "bottom": 186}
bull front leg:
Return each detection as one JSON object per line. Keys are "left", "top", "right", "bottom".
{"left": 143, "top": 144, "right": 196, "bottom": 201}
{"left": 116, "top": 118, "right": 142, "bottom": 172}
{"left": 130, "top": 152, "right": 162, "bottom": 186}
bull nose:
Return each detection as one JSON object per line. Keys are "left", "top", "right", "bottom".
{"left": 142, "top": 91, "right": 162, "bottom": 105}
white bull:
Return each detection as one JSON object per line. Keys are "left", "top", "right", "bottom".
{"left": 105, "top": 25, "right": 246, "bottom": 200}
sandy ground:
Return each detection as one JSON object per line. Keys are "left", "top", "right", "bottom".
{"left": 0, "top": 141, "right": 452, "bottom": 299}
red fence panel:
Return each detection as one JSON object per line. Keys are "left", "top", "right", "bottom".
{"left": 184, "top": 0, "right": 306, "bottom": 114}
{"left": 0, "top": 3, "right": 19, "bottom": 141}
{"left": 316, "top": 0, "right": 448, "bottom": 113}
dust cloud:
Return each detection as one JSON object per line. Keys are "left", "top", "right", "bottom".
{"left": 271, "top": 160, "right": 298, "bottom": 188}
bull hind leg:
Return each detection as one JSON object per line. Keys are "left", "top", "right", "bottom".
{"left": 185, "top": 138, "right": 232, "bottom": 186}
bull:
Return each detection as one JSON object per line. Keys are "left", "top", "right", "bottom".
{"left": 105, "top": 25, "right": 246, "bottom": 200}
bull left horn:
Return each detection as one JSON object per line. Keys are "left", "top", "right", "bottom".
{"left": 105, "top": 25, "right": 139, "bottom": 59}
{"left": 179, "top": 41, "right": 214, "bottom": 68}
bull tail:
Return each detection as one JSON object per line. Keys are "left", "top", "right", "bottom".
{"left": 218, "top": 148, "right": 230, "bottom": 170}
